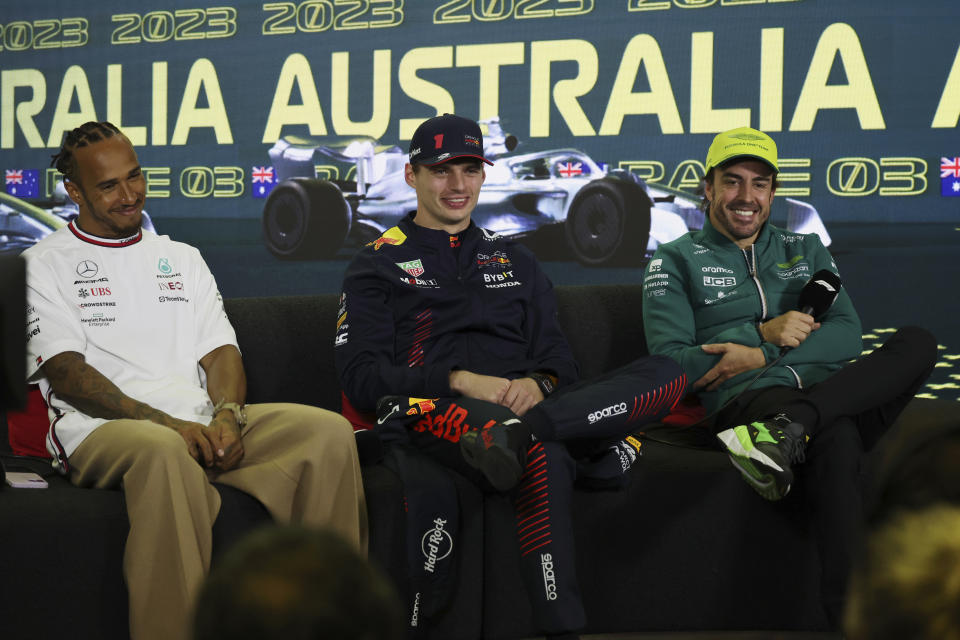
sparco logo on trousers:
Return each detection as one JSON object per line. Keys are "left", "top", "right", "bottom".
{"left": 421, "top": 517, "right": 453, "bottom": 573}
{"left": 410, "top": 592, "right": 420, "bottom": 628}
{"left": 541, "top": 553, "right": 558, "bottom": 601}
{"left": 588, "top": 402, "right": 628, "bottom": 424}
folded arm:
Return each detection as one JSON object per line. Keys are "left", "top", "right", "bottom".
{"left": 42, "top": 351, "right": 216, "bottom": 465}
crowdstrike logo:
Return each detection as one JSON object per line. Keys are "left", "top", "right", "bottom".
{"left": 541, "top": 553, "right": 558, "bottom": 601}
{"left": 587, "top": 402, "right": 628, "bottom": 424}
{"left": 421, "top": 517, "right": 453, "bottom": 573}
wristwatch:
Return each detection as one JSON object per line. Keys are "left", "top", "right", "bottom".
{"left": 213, "top": 400, "right": 247, "bottom": 428}
{"left": 527, "top": 372, "right": 556, "bottom": 397}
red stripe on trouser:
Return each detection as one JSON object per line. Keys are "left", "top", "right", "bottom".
{"left": 516, "top": 443, "right": 552, "bottom": 556}
{"left": 627, "top": 374, "right": 687, "bottom": 423}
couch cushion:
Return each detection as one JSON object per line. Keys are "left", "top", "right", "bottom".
{"left": 554, "top": 284, "right": 649, "bottom": 380}
{"left": 6, "top": 385, "right": 51, "bottom": 458}
{"left": 224, "top": 296, "right": 342, "bottom": 410}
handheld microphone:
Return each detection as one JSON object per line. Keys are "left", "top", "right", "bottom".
{"left": 672, "top": 270, "right": 845, "bottom": 433}
{"left": 777, "top": 269, "right": 843, "bottom": 357}
{"left": 797, "top": 269, "right": 843, "bottom": 318}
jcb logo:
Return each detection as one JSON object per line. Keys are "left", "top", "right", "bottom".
{"left": 704, "top": 276, "right": 736, "bottom": 287}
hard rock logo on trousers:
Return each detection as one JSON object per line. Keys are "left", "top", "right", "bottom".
{"left": 421, "top": 517, "right": 453, "bottom": 573}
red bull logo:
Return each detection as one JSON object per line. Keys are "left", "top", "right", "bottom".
{"left": 368, "top": 227, "right": 407, "bottom": 251}
{"left": 406, "top": 398, "right": 438, "bottom": 416}
{"left": 372, "top": 236, "right": 399, "bottom": 250}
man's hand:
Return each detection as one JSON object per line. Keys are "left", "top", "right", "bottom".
{"left": 500, "top": 378, "right": 544, "bottom": 417}
{"left": 169, "top": 418, "right": 216, "bottom": 467}
{"left": 759, "top": 311, "right": 821, "bottom": 349}
{"left": 694, "top": 343, "right": 766, "bottom": 391}
{"left": 449, "top": 370, "right": 510, "bottom": 404}
{"left": 204, "top": 411, "right": 244, "bottom": 471}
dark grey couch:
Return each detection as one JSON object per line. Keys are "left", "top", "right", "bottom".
{"left": 2, "top": 284, "right": 955, "bottom": 640}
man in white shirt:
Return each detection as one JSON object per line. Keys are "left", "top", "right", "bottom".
{"left": 24, "top": 121, "right": 367, "bottom": 640}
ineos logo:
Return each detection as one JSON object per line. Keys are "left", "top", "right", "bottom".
{"left": 76, "top": 261, "right": 99, "bottom": 278}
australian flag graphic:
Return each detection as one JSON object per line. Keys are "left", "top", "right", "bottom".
{"left": 941, "top": 157, "right": 960, "bottom": 197}
{"left": 5, "top": 169, "right": 40, "bottom": 198}
{"left": 251, "top": 166, "right": 276, "bottom": 199}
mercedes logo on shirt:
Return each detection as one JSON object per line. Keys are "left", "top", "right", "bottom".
{"left": 76, "top": 260, "right": 99, "bottom": 278}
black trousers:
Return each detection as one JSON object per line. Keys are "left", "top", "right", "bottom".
{"left": 377, "top": 355, "right": 686, "bottom": 636}
{"left": 714, "top": 326, "right": 938, "bottom": 626}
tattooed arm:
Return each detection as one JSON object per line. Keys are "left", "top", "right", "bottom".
{"left": 41, "top": 351, "right": 216, "bottom": 465}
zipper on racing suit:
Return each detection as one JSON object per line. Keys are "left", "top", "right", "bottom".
{"left": 743, "top": 245, "right": 803, "bottom": 388}
{"left": 742, "top": 245, "right": 768, "bottom": 320}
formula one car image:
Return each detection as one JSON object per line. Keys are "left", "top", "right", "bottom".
{"left": 1, "top": 183, "right": 156, "bottom": 255}
{"left": 261, "top": 118, "right": 830, "bottom": 265}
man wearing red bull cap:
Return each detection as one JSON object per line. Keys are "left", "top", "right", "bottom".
{"left": 642, "top": 126, "right": 937, "bottom": 625}
{"left": 336, "top": 114, "right": 687, "bottom": 638}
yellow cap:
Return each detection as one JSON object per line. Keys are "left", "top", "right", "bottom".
{"left": 705, "top": 127, "right": 778, "bottom": 173}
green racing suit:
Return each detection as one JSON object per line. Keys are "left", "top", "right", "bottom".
{"left": 641, "top": 215, "right": 863, "bottom": 415}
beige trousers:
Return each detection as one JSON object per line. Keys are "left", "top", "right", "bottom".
{"left": 68, "top": 403, "right": 367, "bottom": 640}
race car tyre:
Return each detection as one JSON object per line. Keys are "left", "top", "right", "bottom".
{"left": 564, "top": 178, "right": 651, "bottom": 267}
{"left": 262, "top": 178, "right": 351, "bottom": 259}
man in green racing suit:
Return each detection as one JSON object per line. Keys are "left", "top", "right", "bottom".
{"left": 642, "top": 126, "right": 937, "bottom": 626}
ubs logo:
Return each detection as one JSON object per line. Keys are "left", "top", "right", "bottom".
{"left": 76, "top": 260, "right": 98, "bottom": 278}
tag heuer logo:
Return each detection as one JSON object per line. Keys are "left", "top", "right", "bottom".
{"left": 396, "top": 259, "right": 425, "bottom": 278}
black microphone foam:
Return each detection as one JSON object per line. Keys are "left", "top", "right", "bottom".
{"left": 797, "top": 269, "right": 842, "bottom": 318}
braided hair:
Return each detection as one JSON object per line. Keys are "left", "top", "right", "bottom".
{"left": 50, "top": 121, "right": 124, "bottom": 183}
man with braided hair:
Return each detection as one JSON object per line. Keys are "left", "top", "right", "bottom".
{"left": 24, "top": 122, "right": 367, "bottom": 640}
{"left": 335, "top": 114, "right": 687, "bottom": 638}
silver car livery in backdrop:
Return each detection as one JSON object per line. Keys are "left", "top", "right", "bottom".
{"left": 261, "top": 118, "right": 830, "bottom": 266}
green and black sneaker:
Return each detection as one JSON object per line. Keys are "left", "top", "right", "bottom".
{"left": 716, "top": 413, "right": 808, "bottom": 501}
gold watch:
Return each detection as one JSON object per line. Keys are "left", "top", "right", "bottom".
{"left": 213, "top": 400, "right": 247, "bottom": 428}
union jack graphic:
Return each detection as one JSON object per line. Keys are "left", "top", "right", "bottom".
{"left": 940, "top": 157, "right": 960, "bottom": 178}
{"left": 251, "top": 166, "right": 276, "bottom": 199}
{"left": 252, "top": 166, "right": 274, "bottom": 183}
{"left": 557, "top": 162, "right": 583, "bottom": 178}
{"left": 5, "top": 169, "right": 23, "bottom": 184}
{"left": 942, "top": 157, "right": 960, "bottom": 197}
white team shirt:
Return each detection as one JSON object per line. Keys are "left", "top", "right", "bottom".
{"left": 23, "top": 221, "right": 238, "bottom": 471}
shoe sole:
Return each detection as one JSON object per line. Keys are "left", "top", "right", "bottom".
{"left": 726, "top": 453, "right": 791, "bottom": 501}
{"left": 460, "top": 431, "right": 523, "bottom": 492}
{"left": 717, "top": 428, "right": 791, "bottom": 501}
